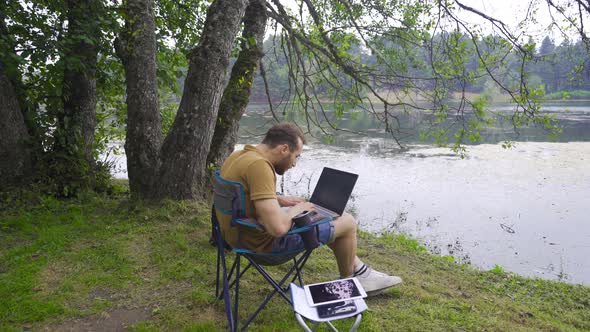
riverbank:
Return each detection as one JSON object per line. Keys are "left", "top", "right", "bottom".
{"left": 362, "top": 89, "right": 590, "bottom": 105}
{"left": 1, "top": 187, "right": 588, "bottom": 331}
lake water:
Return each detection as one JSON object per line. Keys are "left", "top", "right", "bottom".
{"left": 276, "top": 142, "right": 590, "bottom": 285}
{"left": 109, "top": 101, "right": 590, "bottom": 285}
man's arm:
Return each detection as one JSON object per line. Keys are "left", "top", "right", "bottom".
{"left": 277, "top": 195, "right": 305, "bottom": 207}
{"left": 254, "top": 199, "right": 315, "bottom": 237}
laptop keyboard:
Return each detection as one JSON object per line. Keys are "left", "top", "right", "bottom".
{"left": 309, "top": 205, "right": 337, "bottom": 223}
{"left": 308, "top": 212, "right": 325, "bottom": 223}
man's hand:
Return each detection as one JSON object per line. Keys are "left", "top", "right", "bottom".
{"left": 277, "top": 195, "right": 306, "bottom": 207}
{"left": 287, "top": 202, "right": 316, "bottom": 218}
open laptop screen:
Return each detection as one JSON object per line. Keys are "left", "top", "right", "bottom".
{"left": 309, "top": 167, "right": 358, "bottom": 215}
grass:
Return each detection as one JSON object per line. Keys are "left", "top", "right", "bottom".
{"left": 0, "top": 188, "right": 589, "bottom": 331}
{"left": 544, "top": 90, "right": 590, "bottom": 100}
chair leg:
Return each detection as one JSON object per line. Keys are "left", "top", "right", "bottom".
{"left": 220, "top": 254, "right": 255, "bottom": 332}
{"left": 293, "top": 256, "right": 303, "bottom": 285}
{"left": 227, "top": 255, "right": 237, "bottom": 281}
{"left": 215, "top": 245, "right": 221, "bottom": 298}
{"left": 228, "top": 260, "right": 253, "bottom": 290}
{"left": 234, "top": 254, "right": 240, "bottom": 331}
{"left": 219, "top": 249, "right": 314, "bottom": 331}
{"left": 293, "top": 249, "right": 313, "bottom": 286}
{"left": 217, "top": 239, "right": 235, "bottom": 332}
{"left": 240, "top": 250, "right": 313, "bottom": 331}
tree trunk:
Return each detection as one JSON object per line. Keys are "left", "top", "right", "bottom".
{"left": 115, "top": 0, "right": 161, "bottom": 197}
{"left": 0, "top": 8, "right": 39, "bottom": 148}
{"left": 156, "top": 0, "right": 249, "bottom": 199}
{"left": 61, "top": 0, "right": 100, "bottom": 161}
{"left": 0, "top": 67, "right": 32, "bottom": 188}
{"left": 53, "top": 0, "right": 101, "bottom": 194}
{"left": 0, "top": 8, "right": 32, "bottom": 188}
{"left": 207, "top": 0, "right": 267, "bottom": 168}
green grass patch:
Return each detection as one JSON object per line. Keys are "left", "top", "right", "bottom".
{"left": 544, "top": 89, "right": 590, "bottom": 100}
{"left": 0, "top": 189, "right": 588, "bottom": 331}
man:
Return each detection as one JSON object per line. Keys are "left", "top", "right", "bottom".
{"left": 216, "top": 122, "right": 402, "bottom": 294}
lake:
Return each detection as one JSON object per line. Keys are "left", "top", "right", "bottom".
{"left": 240, "top": 101, "right": 590, "bottom": 285}
{"left": 110, "top": 100, "right": 590, "bottom": 285}
{"left": 275, "top": 142, "right": 590, "bottom": 285}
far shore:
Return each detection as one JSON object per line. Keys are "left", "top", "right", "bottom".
{"left": 247, "top": 92, "right": 590, "bottom": 109}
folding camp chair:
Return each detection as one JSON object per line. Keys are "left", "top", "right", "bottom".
{"left": 211, "top": 170, "right": 331, "bottom": 331}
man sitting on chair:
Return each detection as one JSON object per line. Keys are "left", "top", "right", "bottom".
{"left": 216, "top": 122, "right": 402, "bottom": 294}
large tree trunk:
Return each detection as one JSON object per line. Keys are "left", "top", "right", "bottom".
{"left": 52, "top": 0, "right": 101, "bottom": 194}
{"left": 61, "top": 0, "right": 100, "bottom": 161}
{"left": 207, "top": 0, "right": 267, "bottom": 168}
{"left": 156, "top": 0, "right": 249, "bottom": 199}
{"left": 0, "top": 8, "right": 32, "bottom": 188}
{"left": 0, "top": 67, "right": 32, "bottom": 188}
{"left": 0, "top": 8, "right": 39, "bottom": 148}
{"left": 115, "top": 0, "right": 161, "bottom": 197}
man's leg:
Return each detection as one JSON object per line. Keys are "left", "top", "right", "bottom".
{"left": 271, "top": 211, "right": 402, "bottom": 293}
{"left": 327, "top": 213, "right": 360, "bottom": 277}
{"left": 329, "top": 213, "right": 402, "bottom": 294}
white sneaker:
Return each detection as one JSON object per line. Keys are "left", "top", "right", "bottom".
{"left": 355, "top": 268, "right": 402, "bottom": 295}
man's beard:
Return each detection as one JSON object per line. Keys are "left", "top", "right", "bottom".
{"left": 275, "top": 155, "right": 291, "bottom": 175}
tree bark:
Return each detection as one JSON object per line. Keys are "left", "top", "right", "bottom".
{"left": 54, "top": 0, "right": 100, "bottom": 190}
{"left": 0, "top": 8, "right": 32, "bottom": 188}
{"left": 156, "top": 0, "right": 249, "bottom": 199}
{"left": 115, "top": 0, "right": 161, "bottom": 197}
{"left": 0, "top": 8, "right": 39, "bottom": 148}
{"left": 0, "top": 67, "right": 32, "bottom": 188}
{"left": 206, "top": 0, "right": 267, "bottom": 168}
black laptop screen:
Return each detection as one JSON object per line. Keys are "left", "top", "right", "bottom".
{"left": 309, "top": 167, "right": 358, "bottom": 215}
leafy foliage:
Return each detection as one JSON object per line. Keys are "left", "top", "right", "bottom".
{"left": 2, "top": 0, "right": 589, "bottom": 197}
{"left": 260, "top": 0, "right": 589, "bottom": 149}
{"left": 1, "top": 0, "right": 209, "bottom": 195}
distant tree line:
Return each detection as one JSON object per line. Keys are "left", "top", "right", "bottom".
{"left": 250, "top": 34, "right": 590, "bottom": 102}
{"left": 531, "top": 36, "right": 590, "bottom": 94}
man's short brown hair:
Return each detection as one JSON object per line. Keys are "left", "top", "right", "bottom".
{"left": 262, "top": 123, "right": 306, "bottom": 151}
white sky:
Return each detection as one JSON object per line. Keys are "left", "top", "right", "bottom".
{"left": 455, "top": 0, "right": 561, "bottom": 42}
{"left": 278, "top": 0, "right": 586, "bottom": 45}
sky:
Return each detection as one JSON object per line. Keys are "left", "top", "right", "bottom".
{"left": 454, "top": 0, "right": 560, "bottom": 42}
{"left": 277, "top": 0, "right": 587, "bottom": 44}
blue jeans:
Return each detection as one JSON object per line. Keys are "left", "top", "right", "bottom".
{"left": 271, "top": 221, "right": 335, "bottom": 253}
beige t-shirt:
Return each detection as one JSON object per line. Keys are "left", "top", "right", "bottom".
{"left": 216, "top": 145, "right": 277, "bottom": 252}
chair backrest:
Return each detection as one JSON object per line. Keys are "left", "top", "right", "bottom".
{"left": 213, "top": 170, "right": 247, "bottom": 221}
{"left": 213, "top": 170, "right": 262, "bottom": 230}
{"left": 212, "top": 170, "right": 305, "bottom": 264}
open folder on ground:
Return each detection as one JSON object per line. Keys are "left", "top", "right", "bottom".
{"left": 289, "top": 283, "right": 368, "bottom": 322}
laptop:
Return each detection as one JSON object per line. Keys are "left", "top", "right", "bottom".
{"left": 307, "top": 167, "right": 359, "bottom": 223}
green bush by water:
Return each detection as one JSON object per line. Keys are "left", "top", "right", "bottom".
{"left": 544, "top": 90, "right": 590, "bottom": 100}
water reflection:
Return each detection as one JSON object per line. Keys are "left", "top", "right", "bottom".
{"left": 241, "top": 101, "right": 590, "bottom": 147}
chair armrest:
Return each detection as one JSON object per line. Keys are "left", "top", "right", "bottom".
{"left": 234, "top": 217, "right": 333, "bottom": 234}
{"left": 233, "top": 218, "right": 263, "bottom": 229}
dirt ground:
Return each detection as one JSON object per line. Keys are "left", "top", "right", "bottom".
{"left": 41, "top": 308, "right": 151, "bottom": 332}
